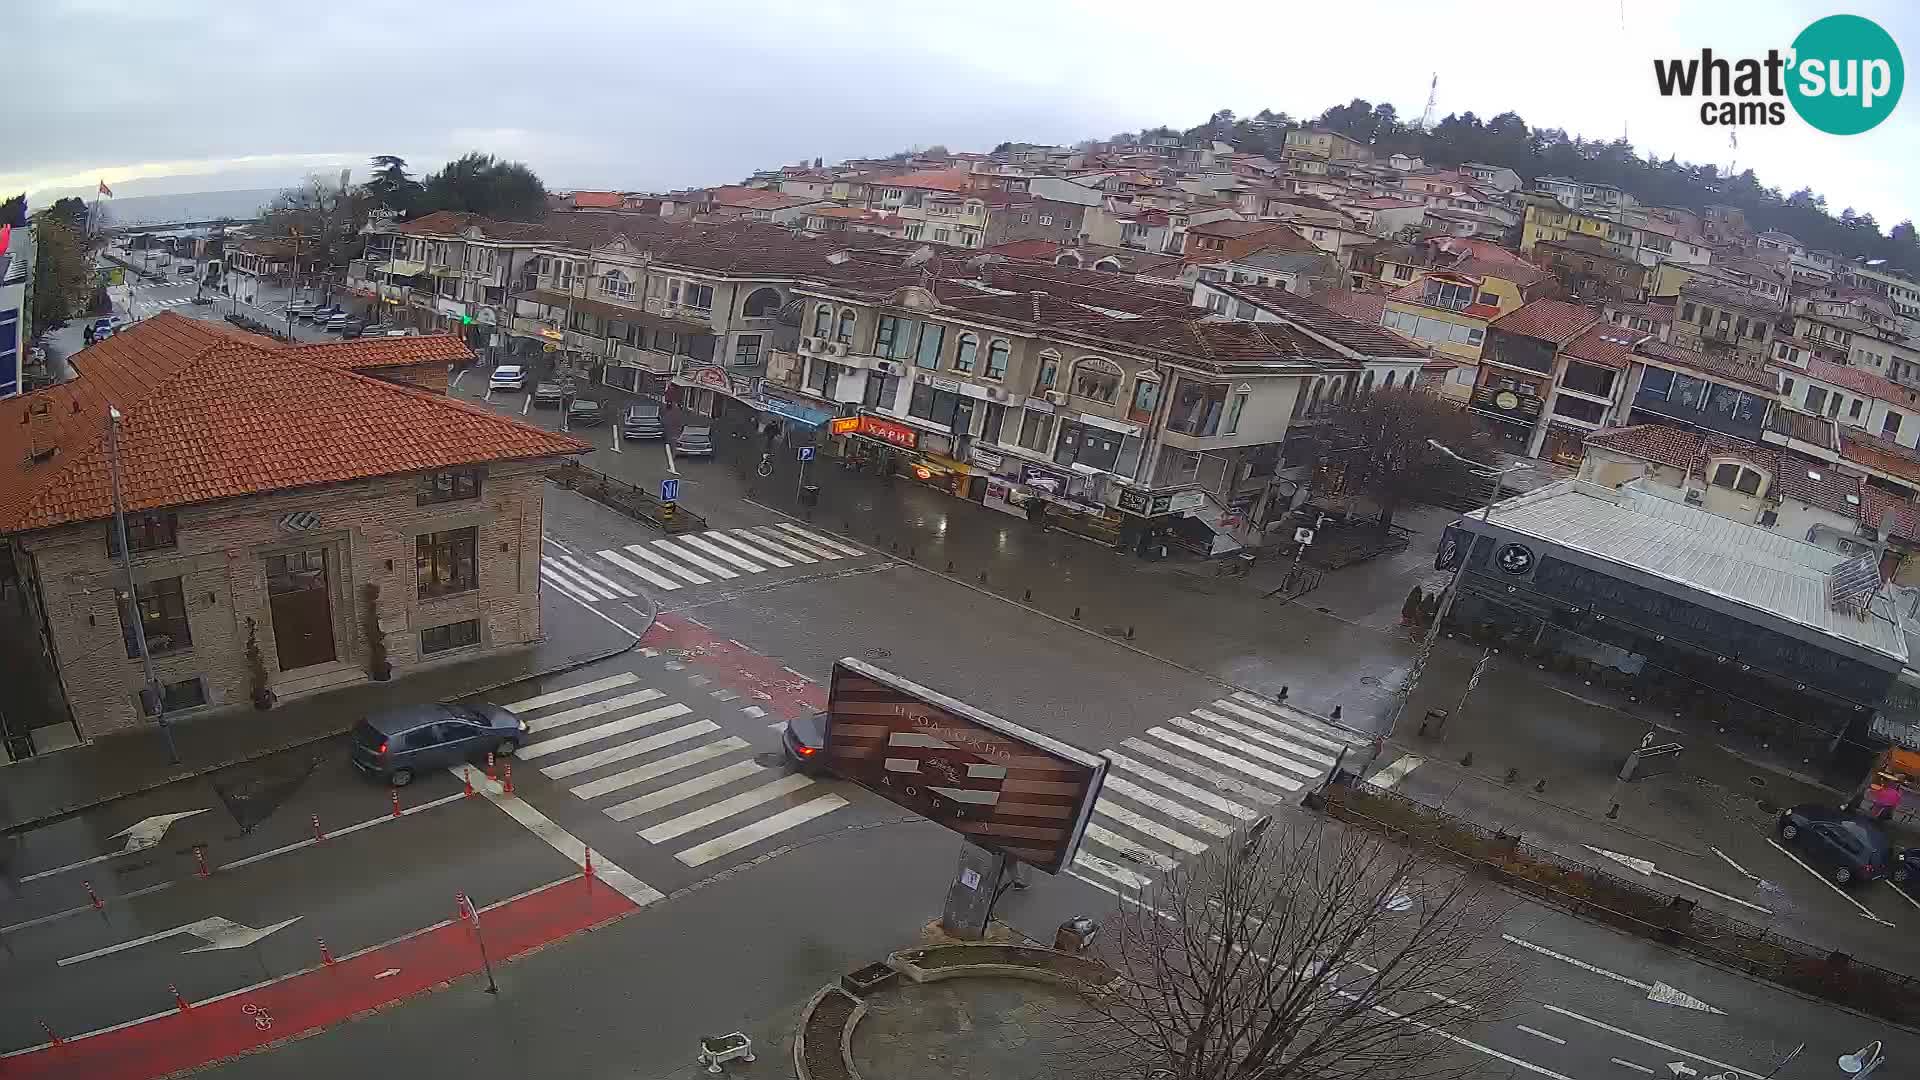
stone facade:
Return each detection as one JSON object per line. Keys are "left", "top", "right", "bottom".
{"left": 17, "top": 460, "right": 548, "bottom": 739}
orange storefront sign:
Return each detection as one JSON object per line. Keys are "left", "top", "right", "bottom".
{"left": 828, "top": 416, "right": 861, "bottom": 436}
{"left": 854, "top": 415, "right": 917, "bottom": 449}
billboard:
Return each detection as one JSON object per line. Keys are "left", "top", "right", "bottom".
{"left": 824, "top": 658, "right": 1105, "bottom": 875}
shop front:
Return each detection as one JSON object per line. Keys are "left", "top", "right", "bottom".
{"left": 1115, "top": 487, "right": 1212, "bottom": 556}
{"left": 829, "top": 414, "right": 979, "bottom": 498}
{"left": 673, "top": 363, "right": 762, "bottom": 426}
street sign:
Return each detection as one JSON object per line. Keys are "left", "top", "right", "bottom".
{"left": 1294, "top": 527, "right": 1315, "bottom": 546}
{"left": 798, "top": 446, "right": 815, "bottom": 461}
{"left": 823, "top": 658, "right": 1106, "bottom": 875}
{"left": 659, "top": 477, "right": 680, "bottom": 503}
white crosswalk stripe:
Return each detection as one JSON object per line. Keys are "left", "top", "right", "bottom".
{"left": 558, "top": 552, "right": 661, "bottom": 595}
{"left": 1068, "top": 698, "right": 1370, "bottom": 900}
{"left": 777, "top": 522, "right": 865, "bottom": 556}
{"left": 499, "top": 670, "right": 855, "bottom": 864}
{"left": 607, "top": 545, "right": 710, "bottom": 585}
{"left": 542, "top": 559, "right": 618, "bottom": 601}
{"left": 531, "top": 527, "right": 872, "bottom": 602}
{"left": 683, "top": 532, "right": 779, "bottom": 571}
{"left": 751, "top": 526, "right": 840, "bottom": 559}
{"left": 709, "top": 528, "right": 812, "bottom": 564}
{"left": 649, "top": 539, "right": 738, "bottom": 579}
{"left": 540, "top": 565, "right": 599, "bottom": 605}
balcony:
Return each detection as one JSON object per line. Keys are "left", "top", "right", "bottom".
{"left": 563, "top": 330, "right": 605, "bottom": 356}
{"left": 611, "top": 342, "right": 677, "bottom": 374}
{"left": 512, "top": 316, "right": 565, "bottom": 342}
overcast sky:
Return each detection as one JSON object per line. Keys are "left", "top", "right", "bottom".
{"left": 8, "top": 0, "right": 1916, "bottom": 226}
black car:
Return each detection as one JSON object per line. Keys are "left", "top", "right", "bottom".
{"left": 350, "top": 702, "right": 528, "bottom": 786}
{"left": 621, "top": 402, "right": 666, "bottom": 439}
{"left": 781, "top": 712, "right": 828, "bottom": 774}
{"left": 568, "top": 398, "right": 605, "bottom": 426}
{"left": 1777, "top": 804, "right": 1892, "bottom": 885}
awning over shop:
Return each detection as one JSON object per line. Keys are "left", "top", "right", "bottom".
{"left": 381, "top": 260, "right": 427, "bottom": 277}
{"left": 757, "top": 399, "right": 834, "bottom": 428}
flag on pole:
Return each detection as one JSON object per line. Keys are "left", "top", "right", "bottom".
{"left": 97, "top": 179, "right": 113, "bottom": 198}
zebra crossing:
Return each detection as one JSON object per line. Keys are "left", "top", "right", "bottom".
{"left": 1070, "top": 692, "right": 1366, "bottom": 894}
{"left": 539, "top": 522, "right": 867, "bottom": 603}
{"left": 501, "top": 671, "right": 849, "bottom": 868}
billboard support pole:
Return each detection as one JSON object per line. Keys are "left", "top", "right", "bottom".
{"left": 942, "top": 841, "right": 1011, "bottom": 940}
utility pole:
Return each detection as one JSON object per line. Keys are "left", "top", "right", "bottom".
{"left": 108, "top": 406, "right": 178, "bottom": 764}
{"left": 1384, "top": 441, "right": 1528, "bottom": 738}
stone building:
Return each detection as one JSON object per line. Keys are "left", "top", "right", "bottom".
{"left": 0, "top": 313, "right": 585, "bottom": 750}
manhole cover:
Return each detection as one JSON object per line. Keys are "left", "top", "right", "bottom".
{"left": 865, "top": 647, "right": 892, "bottom": 660}
{"left": 1748, "top": 776, "right": 1766, "bottom": 788}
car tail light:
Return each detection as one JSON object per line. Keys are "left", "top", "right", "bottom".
{"left": 795, "top": 744, "right": 816, "bottom": 757}
{"left": 377, "top": 741, "right": 389, "bottom": 754}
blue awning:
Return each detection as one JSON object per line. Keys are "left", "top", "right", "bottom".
{"left": 757, "top": 398, "right": 833, "bottom": 428}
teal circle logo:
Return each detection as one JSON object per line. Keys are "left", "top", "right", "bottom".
{"left": 1787, "top": 15, "right": 1903, "bottom": 135}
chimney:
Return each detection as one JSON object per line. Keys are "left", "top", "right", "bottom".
{"left": 24, "top": 398, "right": 54, "bottom": 463}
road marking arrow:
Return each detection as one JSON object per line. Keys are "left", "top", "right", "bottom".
{"left": 20, "top": 809, "right": 209, "bottom": 882}
{"left": 1668, "top": 1062, "right": 1697, "bottom": 1078}
{"left": 57, "top": 914, "right": 301, "bottom": 967}
{"left": 1583, "top": 845, "right": 1774, "bottom": 915}
{"left": 1504, "top": 935, "right": 1725, "bottom": 1014}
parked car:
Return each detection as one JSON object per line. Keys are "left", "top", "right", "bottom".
{"left": 567, "top": 398, "right": 605, "bottom": 426}
{"left": 781, "top": 712, "right": 828, "bottom": 774}
{"left": 532, "top": 381, "right": 565, "bottom": 407}
{"left": 176, "top": 263, "right": 195, "bottom": 276}
{"left": 324, "top": 313, "right": 350, "bottom": 332}
{"left": 1893, "top": 847, "right": 1920, "bottom": 888}
{"left": 673, "top": 425, "right": 715, "bottom": 456}
{"left": 488, "top": 365, "right": 526, "bottom": 393}
{"left": 285, "top": 301, "right": 315, "bottom": 316}
{"left": 621, "top": 402, "right": 666, "bottom": 439}
{"left": 341, "top": 320, "right": 365, "bottom": 338}
{"left": 1776, "top": 804, "right": 1891, "bottom": 885}
{"left": 349, "top": 703, "right": 528, "bottom": 787}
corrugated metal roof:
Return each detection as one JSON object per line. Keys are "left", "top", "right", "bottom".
{"left": 1483, "top": 481, "right": 1906, "bottom": 660}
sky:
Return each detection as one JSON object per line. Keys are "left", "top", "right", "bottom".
{"left": 7, "top": 0, "right": 1917, "bottom": 227}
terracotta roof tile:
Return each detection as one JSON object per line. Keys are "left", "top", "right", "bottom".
{"left": 1562, "top": 324, "right": 1644, "bottom": 370}
{"left": 283, "top": 334, "right": 472, "bottom": 371}
{"left": 1771, "top": 460, "right": 1865, "bottom": 520}
{"left": 1211, "top": 284, "right": 1427, "bottom": 358}
{"left": 1583, "top": 424, "right": 1705, "bottom": 470}
{"left": 569, "top": 191, "right": 624, "bottom": 209}
{"left": 1489, "top": 299, "right": 1600, "bottom": 344}
{"left": 1804, "top": 358, "right": 1920, "bottom": 405}
{"left": 1841, "top": 428, "right": 1920, "bottom": 483}
{"left": 0, "top": 313, "right": 586, "bottom": 534}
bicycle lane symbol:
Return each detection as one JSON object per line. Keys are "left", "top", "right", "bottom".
{"left": 242, "top": 1002, "right": 273, "bottom": 1030}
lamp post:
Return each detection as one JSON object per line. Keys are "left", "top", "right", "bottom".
{"left": 108, "top": 406, "right": 179, "bottom": 764}
{"left": 1383, "top": 440, "right": 1530, "bottom": 739}
{"left": 1839, "top": 1040, "right": 1884, "bottom": 1077}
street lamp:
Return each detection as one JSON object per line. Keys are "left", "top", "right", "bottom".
{"left": 1383, "top": 440, "right": 1531, "bottom": 739}
{"left": 107, "top": 406, "right": 179, "bottom": 764}
{"left": 1839, "top": 1041, "right": 1884, "bottom": 1077}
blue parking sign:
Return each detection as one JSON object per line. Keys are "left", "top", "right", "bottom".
{"left": 660, "top": 477, "right": 680, "bottom": 502}
{"left": 797, "top": 446, "right": 815, "bottom": 461}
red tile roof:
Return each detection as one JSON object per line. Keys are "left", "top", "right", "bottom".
{"left": 1212, "top": 284, "right": 1427, "bottom": 359}
{"left": 1771, "top": 460, "right": 1865, "bottom": 520}
{"left": 1841, "top": 429, "right": 1920, "bottom": 483}
{"left": 885, "top": 169, "right": 976, "bottom": 193}
{"left": 1561, "top": 324, "right": 1644, "bottom": 370}
{"left": 569, "top": 191, "right": 624, "bottom": 209}
{"left": 707, "top": 186, "right": 817, "bottom": 211}
{"left": 1489, "top": 299, "right": 1600, "bottom": 345}
{"left": 1862, "top": 485, "right": 1920, "bottom": 543}
{"left": 982, "top": 239, "right": 1063, "bottom": 261}
{"left": 1804, "top": 358, "right": 1919, "bottom": 405}
{"left": 1313, "top": 289, "right": 1388, "bottom": 326}
{"left": 1583, "top": 424, "right": 1706, "bottom": 470}
{"left": 283, "top": 335, "right": 473, "bottom": 371}
{"left": 0, "top": 314, "right": 586, "bottom": 534}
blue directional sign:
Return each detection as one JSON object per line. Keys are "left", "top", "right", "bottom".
{"left": 797, "top": 446, "right": 815, "bottom": 461}
{"left": 660, "top": 477, "right": 680, "bottom": 502}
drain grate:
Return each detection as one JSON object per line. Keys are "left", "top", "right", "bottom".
{"left": 865, "top": 647, "right": 892, "bottom": 660}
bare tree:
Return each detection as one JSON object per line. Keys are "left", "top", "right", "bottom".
{"left": 259, "top": 173, "right": 369, "bottom": 276}
{"left": 1312, "top": 387, "right": 1492, "bottom": 536}
{"left": 1059, "top": 817, "right": 1520, "bottom": 1080}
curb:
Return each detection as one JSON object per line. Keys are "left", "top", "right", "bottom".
{"left": 792, "top": 984, "right": 865, "bottom": 1080}
{"left": 2, "top": 631, "right": 641, "bottom": 837}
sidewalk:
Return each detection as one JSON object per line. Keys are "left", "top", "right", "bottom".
{"left": 0, "top": 568, "right": 639, "bottom": 834}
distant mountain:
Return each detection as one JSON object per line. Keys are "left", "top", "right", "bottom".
{"left": 93, "top": 188, "right": 278, "bottom": 227}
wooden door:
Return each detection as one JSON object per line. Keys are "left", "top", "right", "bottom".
{"left": 266, "top": 548, "right": 336, "bottom": 671}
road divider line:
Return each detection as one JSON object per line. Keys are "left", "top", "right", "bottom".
{"left": 1610, "top": 1059, "right": 1654, "bottom": 1075}
{"left": 1764, "top": 837, "right": 1895, "bottom": 927}
{"left": 1883, "top": 880, "right": 1920, "bottom": 913}
{"left": 1584, "top": 844, "right": 1773, "bottom": 915}
{"left": 1540, "top": 1004, "right": 1762, "bottom": 1080}
{"left": 1515, "top": 1025, "right": 1565, "bottom": 1045}
{"left": 1709, "top": 846, "right": 1758, "bottom": 881}
{"left": 1501, "top": 934, "right": 1723, "bottom": 1013}
{"left": 218, "top": 792, "right": 468, "bottom": 872}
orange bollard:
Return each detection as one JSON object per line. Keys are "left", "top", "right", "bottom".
{"left": 38, "top": 1020, "right": 61, "bottom": 1047}
{"left": 486, "top": 751, "right": 497, "bottom": 782}
{"left": 84, "top": 880, "right": 104, "bottom": 910}
{"left": 456, "top": 892, "right": 472, "bottom": 925}
{"left": 391, "top": 787, "right": 401, "bottom": 818}
{"left": 503, "top": 760, "right": 513, "bottom": 795}
{"left": 318, "top": 936, "right": 335, "bottom": 966}
{"left": 193, "top": 846, "right": 211, "bottom": 879}
{"left": 170, "top": 984, "right": 193, "bottom": 1012}
{"left": 584, "top": 847, "right": 595, "bottom": 878}
{"left": 312, "top": 814, "right": 324, "bottom": 843}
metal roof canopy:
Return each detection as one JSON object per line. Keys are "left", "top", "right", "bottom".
{"left": 1454, "top": 479, "right": 1908, "bottom": 667}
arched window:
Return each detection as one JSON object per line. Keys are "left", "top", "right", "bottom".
{"left": 599, "top": 269, "right": 633, "bottom": 300}
{"left": 1093, "top": 257, "right": 1121, "bottom": 271}
{"left": 741, "top": 287, "right": 781, "bottom": 317}
{"left": 1383, "top": 370, "right": 1397, "bottom": 389}
{"left": 1070, "top": 357, "right": 1123, "bottom": 403}
{"left": 985, "top": 340, "right": 1010, "bottom": 380}
{"left": 953, "top": 334, "right": 978, "bottom": 373}
{"left": 812, "top": 304, "right": 833, "bottom": 338}
{"left": 1035, "top": 350, "right": 1061, "bottom": 391}
{"left": 836, "top": 308, "right": 856, "bottom": 344}
{"left": 1362, "top": 370, "right": 1375, "bottom": 393}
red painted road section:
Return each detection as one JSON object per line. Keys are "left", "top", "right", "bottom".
{"left": 648, "top": 619, "right": 827, "bottom": 721}
{"left": 5, "top": 875, "right": 634, "bottom": 1080}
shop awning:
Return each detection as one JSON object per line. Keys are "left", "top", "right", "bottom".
{"left": 381, "top": 260, "right": 427, "bottom": 277}
{"left": 758, "top": 399, "right": 834, "bottom": 427}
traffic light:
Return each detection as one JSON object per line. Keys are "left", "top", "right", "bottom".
{"left": 459, "top": 313, "right": 473, "bottom": 325}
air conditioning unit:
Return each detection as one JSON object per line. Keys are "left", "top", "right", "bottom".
{"left": 1044, "top": 390, "right": 1069, "bottom": 406}
{"left": 829, "top": 342, "right": 849, "bottom": 357}
{"left": 984, "top": 385, "right": 1009, "bottom": 401}
{"left": 873, "top": 359, "right": 906, "bottom": 377}
{"left": 1684, "top": 487, "right": 1704, "bottom": 505}
{"left": 799, "top": 336, "right": 821, "bottom": 352}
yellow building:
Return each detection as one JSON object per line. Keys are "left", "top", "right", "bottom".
{"left": 1520, "top": 201, "right": 1608, "bottom": 254}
